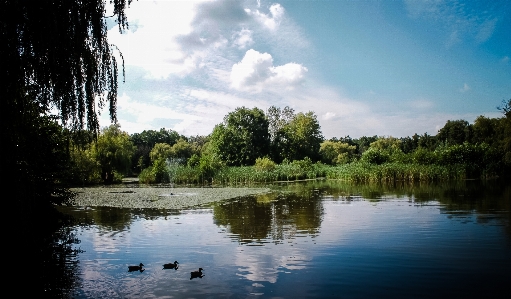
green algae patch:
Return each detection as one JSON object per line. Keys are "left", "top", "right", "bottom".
{"left": 69, "top": 187, "right": 271, "bottom": 209}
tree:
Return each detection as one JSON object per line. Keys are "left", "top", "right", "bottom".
{"left": 417, "top": 133, "right": 437, "bottom": 151}
{"left": 319, "top": 140, "right": 356, "bottom": 165}
{"left": 370, "top": 136, "right": 402, "bottom": 151}
{"left": 131, "top": 128, "right": 182, "bottom": 148}
{"left": 2, "top": 2, "right": 133, "bottom": 293}
{"left": 278, "top": 111, "right": 324, "bottom": 162}
{"left": 131, "top": 128, "right": 182, "bottom": 173}
{"left": 149, "top": 143, "right": 173, "bottom": 163}
{"left": 170, "top": 138, "right": 195, "bottom": 160}
{"left": 69, "top": 141, "right": 102, "bottom": 185}
{"left": 400, "top": 134, "right": 420, "bottom": 154}
{"left": 498, "top": 98, "right": 511, "bottom": 166}
{"left": 2, "top": 0, "right": 132, "bottom": 210}
{"left": 210, "top": 107, "right": 270, "bottom": 166}
{"left": 369, "top": 136, "right": 407, "bottom": 163}
{"left": 437, "top": 119, "right": 473, "bottom": 145}
{"left": 92, "top": 124, "right": 135, "bottom": 184}
{"left": 3, "top": 0, "right": 132, "bottom": 132}
{"left": 267, "top": 106, "right": 295, "bottom": 161}
{"left": 352, "top": 135, "right": 378, "bottom": 156}
{"left": 267, "top": 106, "right": 295, "bottom": 143}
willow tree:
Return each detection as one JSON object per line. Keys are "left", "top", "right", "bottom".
{"left": 1, "top": 1, "right": 132, "bottom": 209}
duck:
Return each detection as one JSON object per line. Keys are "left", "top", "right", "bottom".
{"left": 162, "top": 261, "right": 179, "bottom": 270}
{"left": 190, "top": 268, "right": 204, "bottom": 280}
{"left": 128, "top": 263, "right": 144, "bottom": 272}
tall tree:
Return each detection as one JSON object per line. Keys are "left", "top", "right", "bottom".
{"left": 2, "top": 2, "right": 133, "bottom": 294}
{"left": 2, "top": 0, "right": 133, "bottom": 208}
{"left": 131, "top": 128, "right": 182, "bottom": 173}
{"left": 319, "top": 140, "right": 356, "bottom": 165}
{"left": 210, "top": 107, "right": 270, "bottom": 166}
{"left": 2, "top": 0, "right": 131, "bottom": 131}
{"left": 279, "top": 111, "right": 324, "bottom": 162}
{"left": 436, "top": 119, "right": 473, "bottom": 145}
{"left": 498, "top": 98, "right": 511, "bottom": 166}
{"left": 92, "top": 124, "right": 135, "bottom": 184}
{"left": 267, "top": 106, "right": 295, "bottom": 162}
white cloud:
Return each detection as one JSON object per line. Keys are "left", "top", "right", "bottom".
{"left": 501, "top": 56, "right": 509, "bottom": 64}
{"left": 404, "top": 0, "right": 500, "bottom": 46}
{"left": 408, "top": 99, "right": 434, "bottom": 109}
{"left": 176, "top": 0, "right": 250, "bottom": 51}
{"left": 245, "top": 3, "right": 285, "bottom": 31}
{"left": 104, "top": 93, "right": 206, "bottom": 135}
{"left": 232, "top": 29, "right": 254, "bottom": 49}
{"left": 323, "top": 112, "right": 336, "bottom": 120}
{"left": 475, "top": 18, "right": 498, "bottom": 43}
{"left": 107, "top": 0, "right": 207, "bottom": 79}
{"left": 230, "top": 49, "right": 307, "bottom": 92}
{"left": 460, "top": 83, "right": 470, "bottom": 93}
{"left": 107, "top": 0, "right": 308, "bottom": 80}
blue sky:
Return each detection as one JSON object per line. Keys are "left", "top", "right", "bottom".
{"left": 104, "top": 0, "right": 510, "bottom": 138}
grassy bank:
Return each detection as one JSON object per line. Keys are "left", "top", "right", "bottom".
{"left": 140, "top": 160, "right": 492, "bottom": 186}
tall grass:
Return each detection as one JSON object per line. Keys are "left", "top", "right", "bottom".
{"left": 325, "top": 162, "right": 467, "bottom": 182}
{"left": 140, "top": 160, "right": 475, "bottom": 186}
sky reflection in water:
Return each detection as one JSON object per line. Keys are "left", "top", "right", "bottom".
{"left": 63, "top": 181, "right": 511, "bottom": 298}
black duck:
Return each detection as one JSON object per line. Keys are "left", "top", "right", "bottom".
{"left": 190, "top": 268, "right": 204, "bottom": 280}
{"left": 163, "top": 261, "right": 179, "bottom": 270}
{"left": 128, "top": 263, "right": 144, "bottom": 272}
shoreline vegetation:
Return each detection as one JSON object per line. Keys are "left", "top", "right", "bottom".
{"left": 66, "top": 103, "right": 510, "bottom": 190}
{"left": 137, "top": 160, "right": 497, "bottom": 187}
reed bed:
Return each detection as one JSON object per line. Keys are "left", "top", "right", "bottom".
{"left": 141, "top": 161, "right": 474, "bottom": 186}
{"left": 325, "top": 162, "right": 467, "bottom": 182}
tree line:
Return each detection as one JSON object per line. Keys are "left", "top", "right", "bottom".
{"left": 60, "top": 100, "right": 511, "bottom": 185}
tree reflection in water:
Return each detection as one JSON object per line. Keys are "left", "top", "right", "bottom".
{"left": 213, "top": 189, "right": 324, "bottom": 244}
{"left": 13, "top": 208, "right": 81, "bottom": 297}
{"left": 212, "top": 179, "right": 510, "bottom": 244}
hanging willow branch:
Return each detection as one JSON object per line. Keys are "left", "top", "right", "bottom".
{"left": 2, "top": 0, "right": 132, "bottom": 135}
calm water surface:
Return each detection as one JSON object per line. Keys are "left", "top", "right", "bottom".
{"left": 58, "top": 181, "right": 511, "bottom": 298}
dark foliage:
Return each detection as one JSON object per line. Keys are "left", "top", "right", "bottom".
{"left": 1, "top": 0, "right": 131, "bottom": 211}
{"left": 130, "top": 128, "right": 182, "bottom": 173}
{"left": 211, "top": 107, "right": 270, "bottom": 166}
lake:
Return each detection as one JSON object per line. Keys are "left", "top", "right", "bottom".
{"left": 53, "top": 180, "right": 510, "bottom": 298}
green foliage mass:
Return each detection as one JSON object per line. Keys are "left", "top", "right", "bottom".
{"left": 3, "top": 1, "right": 132, "bottom": 214}
{"left": 209, "top": 107, "right": 270, "bottom": 166}
{"left": 319, "top": 140, "right": 356, "bottom": 165}
{"left": 279, "top": 112, "right": 324, "bottom": 162}
{"left": 255, "top": 157, "right": 277, "bottom": 172}
{"left": 136, "top": 100, "right": 510, "bottom": 185}
{"left": 130, "top": 128, "right": 183, "bottom": 173}
{"left": 91, "top": 124, "right": 135, "bottom": 184}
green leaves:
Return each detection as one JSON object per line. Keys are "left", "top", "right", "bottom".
{"left": 91, "top": 124, "right": 135, "bottom": 184}
{"left": 320, "top": 140, "right": 356, "bottom": 165}
{"left": 210, "top": 107, "right": 270, "bottom": 166}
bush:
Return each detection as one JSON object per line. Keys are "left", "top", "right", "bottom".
{"left": 138, "top": 167, "right": 156, "bottom": 184}
{"left": 254, "top": 157, "right": 276, "bottom": 171}
{"left": 412, "top": 147, "right": 437, "bottom": 165}
{"left": 361, "top": 148, "right": 389, "bottom": 165}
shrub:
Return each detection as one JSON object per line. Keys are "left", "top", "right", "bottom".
{"left": 254, "top": 157, "right": 276, "bottom": 171}
{"left": 361, "top": 148, "right": 389, "bottom": 165}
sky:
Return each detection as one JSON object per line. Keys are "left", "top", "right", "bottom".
{"left": 103, "top": 0, "right": 510, "bottom": 139}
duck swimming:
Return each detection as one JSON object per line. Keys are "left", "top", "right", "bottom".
{"left": 190, "top": 268, "right": 204, "bottom": 280}
{"left": 128, "top": 263, "right": 144, "bottom": 272}
{"left": 163, "top": 261, "right": 179, "bottom": 270}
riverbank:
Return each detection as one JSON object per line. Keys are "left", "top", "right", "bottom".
{"left": 69, "top": 186, "right": 271, "bottom": 209}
